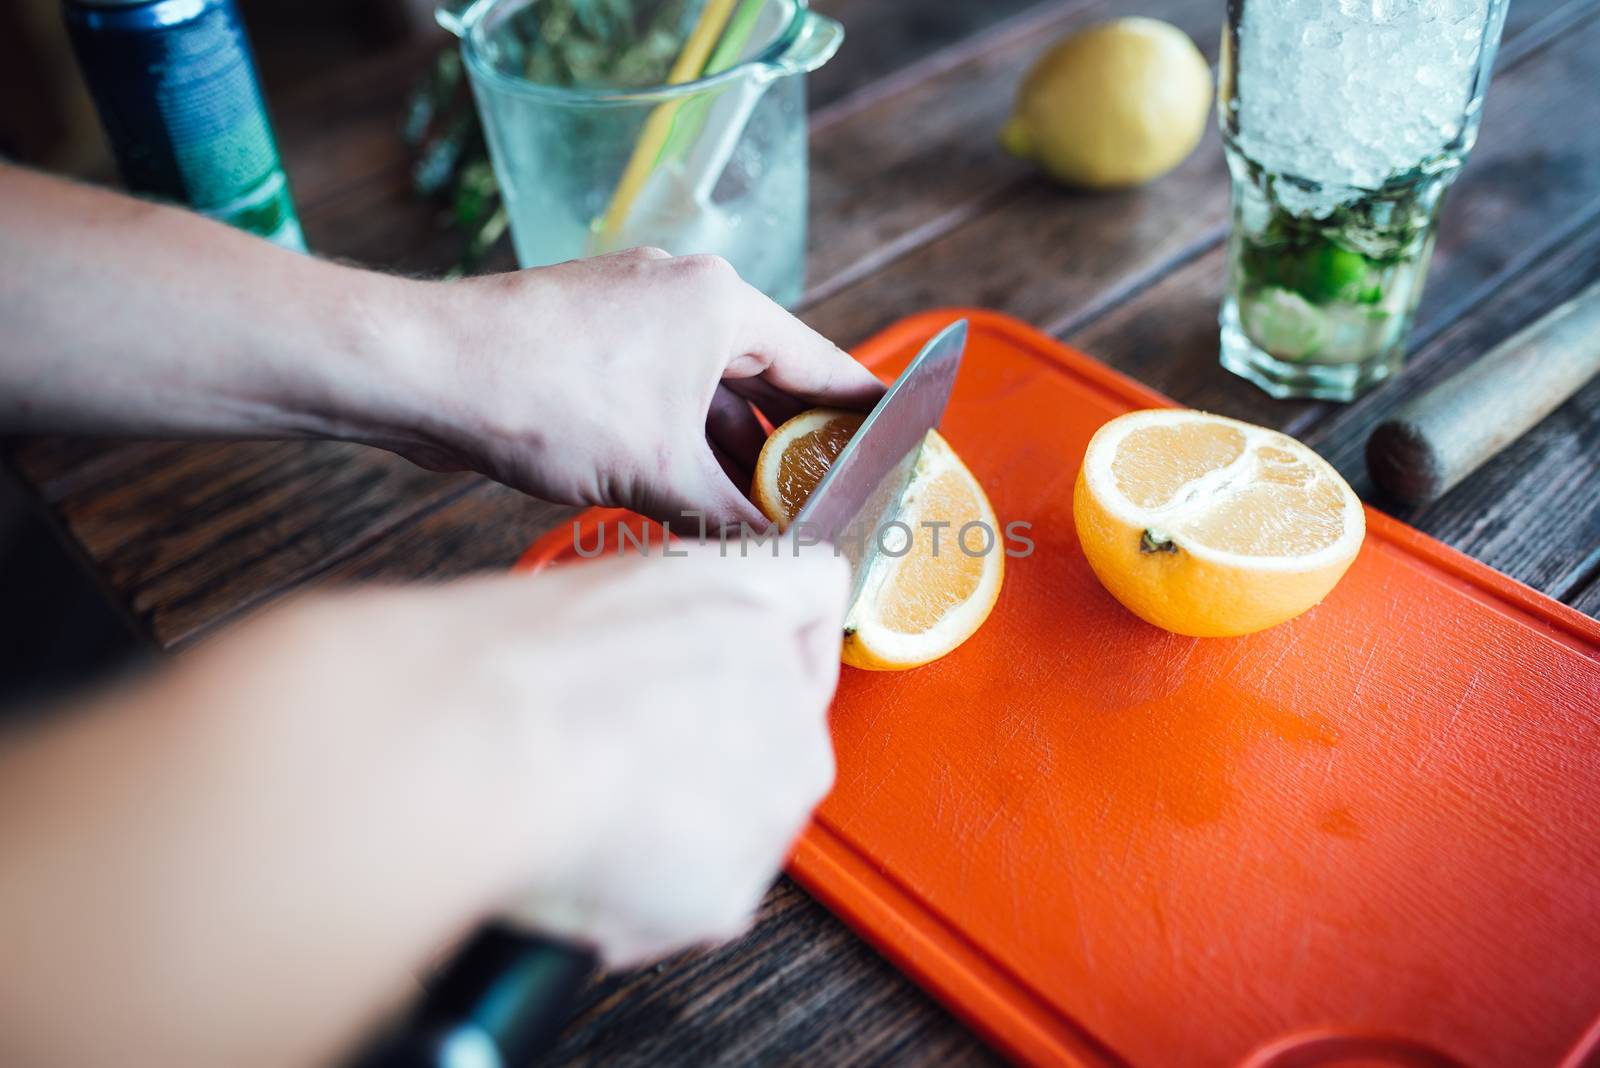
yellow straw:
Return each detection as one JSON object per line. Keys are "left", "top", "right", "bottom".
{"left": 593, "top": 0, "right": 739, "bottom": 248}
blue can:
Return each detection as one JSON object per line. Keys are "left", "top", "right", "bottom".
{"left": 63, "top": 0, "right": 305, "bottom": 250}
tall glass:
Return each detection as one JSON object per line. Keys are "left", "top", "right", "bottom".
{"left": 445, "top": 0, "right": 841, "bottom": 308}
{"left": 1217, "top": 0, "right": 1509, "bottom": 401}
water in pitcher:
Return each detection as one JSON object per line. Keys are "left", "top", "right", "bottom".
{"left": 495, "top": 74, "right": 809, "bottom": 306}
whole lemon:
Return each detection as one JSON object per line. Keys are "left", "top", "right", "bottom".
{"left": 1001, "top": 17, "right": 1212, "bottom": 190}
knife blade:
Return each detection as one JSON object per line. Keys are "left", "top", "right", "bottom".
{"left": 791, "top": 318, "right": 967, "bottom": 604}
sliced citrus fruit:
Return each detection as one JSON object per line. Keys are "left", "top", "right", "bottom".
{"left": 751, "top": 408, "right": 864, "bottom": 531}
{"left": 752, "top": 409, "right": 1004, "bottom": 670}
{"left": 1074, "top": 409, "right": 1364, "bottom": 637}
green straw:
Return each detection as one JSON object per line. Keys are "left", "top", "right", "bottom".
{"left": 653, "top": 0, "right": 768, "bottom": 168}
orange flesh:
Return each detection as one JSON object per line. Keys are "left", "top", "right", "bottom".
{"left": 1112, "top": 423, "right": 1246, "bottom": 509}
{"left": 776, "top": 416, "right": 862, "bottom": 519}
{"left": 1176, "top": 477, "right": 1345, "bottom": 556}
{"left": 877, "top": 465, "right": 987, "bottom": 634}
{"left": 1110, "top": 423, "right": 1344, "bottom": 557}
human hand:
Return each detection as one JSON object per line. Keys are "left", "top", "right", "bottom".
{"left": 374, "top": 249, "right": 884, "bottom": 530}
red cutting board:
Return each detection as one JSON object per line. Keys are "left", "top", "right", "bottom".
{"left": 516, "top": 310, "right": 1600, "bottom": 1068}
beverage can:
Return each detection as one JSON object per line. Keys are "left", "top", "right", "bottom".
{"left": 63, "top": 0, "right": 306, "bottom": 250}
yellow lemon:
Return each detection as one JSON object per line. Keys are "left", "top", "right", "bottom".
{"left": 1074, "top": 409, "right": 1364, "bottom": 637}
{"left": 1001, "top": 17, "right": 1212, "bottom": 190}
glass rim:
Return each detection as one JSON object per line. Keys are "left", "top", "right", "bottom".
{"left": 458, "top": 0, "right": 809, "bottom": 104}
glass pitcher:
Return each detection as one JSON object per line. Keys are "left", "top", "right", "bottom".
{"left": 441, "top": 0, "right": 842, "bottom": 308}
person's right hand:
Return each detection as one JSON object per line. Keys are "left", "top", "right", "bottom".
{"left": 354, "top": 248, "right": 885, "bottom": 532}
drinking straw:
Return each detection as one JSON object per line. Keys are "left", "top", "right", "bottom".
{"left": 593, "top": 0, "right": 740, "bottom": 247}
{"left": 653, "top": 0, "right": 768, "bottom": 167}
{"left": 706, "top": 0, "right": 767, "bottom": 73}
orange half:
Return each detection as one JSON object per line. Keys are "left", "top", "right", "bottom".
{"left": 753, "top": 409, "right": 1004, "bottom": 670}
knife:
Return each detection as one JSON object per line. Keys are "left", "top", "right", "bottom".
{"left": 792, "top": 318, "right": 968, "bottom": 602}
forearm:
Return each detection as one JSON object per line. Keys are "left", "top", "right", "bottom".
{"left": 0, "top": 640, "right": 530, "bottom": 1068}
{"left": 0, "top": 164, "right": 425, "bottom": 443}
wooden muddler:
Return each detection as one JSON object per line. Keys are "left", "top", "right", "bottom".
{"left": 1366, "top": 280, "right": 1600, "bottom": 505}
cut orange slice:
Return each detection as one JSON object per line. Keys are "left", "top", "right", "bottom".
{"left": 752, "top": 409, "right": 1004, "bottom": 670}
{"left": 1074, "top": 409, "right": 1365, "bottom": 637}
{"left": 751, "top": 408, "right": 864, "bottom": 531}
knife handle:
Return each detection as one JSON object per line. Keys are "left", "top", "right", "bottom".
{"left": 347, "top": 925, "right": 595, "bottom": 1068}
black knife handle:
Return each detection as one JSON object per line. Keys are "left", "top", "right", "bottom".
{"left": 348, "top": 926, "right": 595, "bottom": 1068}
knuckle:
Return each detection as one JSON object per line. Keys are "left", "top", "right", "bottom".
{"left": 624, "top": 245, "right": 671, "bottom": 260}
{"left": 677, "top": 252, "right": 736, "bottom": 282}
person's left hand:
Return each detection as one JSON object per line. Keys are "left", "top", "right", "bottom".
{"left": 367, "top": 248, "right": 884, "bottom": 530}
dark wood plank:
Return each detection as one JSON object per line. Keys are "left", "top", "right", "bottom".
{"left": 804, "top": 0, "right": 1221, "bottom": 307}
{"left": 808, "top": 0, "right": 1047, "bottom": 111}
{"left": 311, "top": 479, "right": 571, "bottom": 588}
{"left": 299, "top": 166, "right": 469, "bottom": 275}
{"left": 1571, "top": 569, "right": 1600, "bottom": 619}
{"left": 0, "top": 438, "right": 175, "bottom": 496}
{"left": 244, "top": 0, "right": 410, "bottom": 97}
{"left": 274, "top": 40, "right": 445, "bottom": 212}
{"left": 6, "top": 438, "right": 474, "bottom": 644}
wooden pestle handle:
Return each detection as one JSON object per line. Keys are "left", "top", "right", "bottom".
{"left": 1367, "top": 280, "right": 1600, "bottom": 505}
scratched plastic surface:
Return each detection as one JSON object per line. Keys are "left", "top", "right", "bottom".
{"left": 517, "top": 310, "right": 1600, "bottom": 1068}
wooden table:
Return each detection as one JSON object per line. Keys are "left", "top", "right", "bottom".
{"left": 11, "top": 0, "right": 1600, "bottom": 1062}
